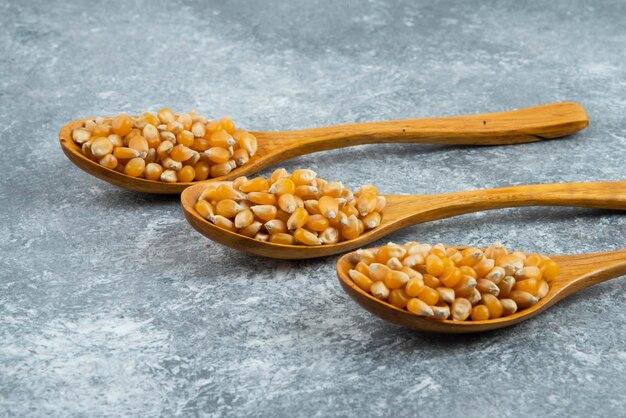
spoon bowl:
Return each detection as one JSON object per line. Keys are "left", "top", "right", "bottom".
{"left": 61, "top": 102, "right": 588, "bottom": 193}
{"left": 181, "top": 180, "right": 626, "bottom": 259}
{"left": 337, "top": 246, "right": 626, "bottom": 333}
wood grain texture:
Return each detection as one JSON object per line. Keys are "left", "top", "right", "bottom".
{"left": 60, "top": 102, "right": 588, "bottom": 194}
{"left": 181, "top": 180, "right": 626, "bottom": 259}
{"left": 337, "top": 247, "right": 626, "bottom": 333}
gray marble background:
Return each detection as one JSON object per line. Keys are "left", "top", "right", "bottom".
{"left": 1, "top": 0, "right": 625, "bottom": 416}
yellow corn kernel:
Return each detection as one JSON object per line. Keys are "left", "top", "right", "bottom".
{"left": 178, "top": 165, "right": 195, "bottom": 182}
{"left": 341, "top": 205, "right": 359, "bottom": 218}
{"left": 254, "top": 232, "right": 269, "bottom": 242}
{"left": 98, "top": 154, "right": 118, "bottom": 169}
{"left": 124, "top": 158, "right": 145, "bottom": 177}
{"left": 306, "top": 214, "right": 330, "bottom": 232}
{"left": 430, "top": 305, "right": 451, "bottom": 319}
{"left": 515, "top": 266, "right": 542, "bottom": 281}
{"left": 170, "top": 145, "right": 194, "bottom": 162}
{"left": 328, "top": 211, "right": 348, "bottom": 229}
{"left": 275, "top": 193, "right": 296, "bottom": 213}
{"left": 471, "top": 305, "right": 490, "bottom": 321}
{"left": 402, "top": 253, "right": 425, "bottom": 268}
{"left": 340, "top": 215, "right": 360, "bottom": 240}
{"left": 238, "top": 133, "right": 257, "bottom": 156}
{"left": 145, "top": 148, "right": 157, "bottom": 164}
{"left": 407, "top": 298, "right": 434, "bottom": 316}
{"left": 430, "top": 244, "right": 446, "bottom": 258}
{"left": 500, "top": 299, "right": 518, "bottom": 316}
{"left": 302, "top": 199, "right": 319, "bottom": 215}
{"left": 167, "top": 121, "right": 183, "bottom": 134}
{"left": 190, "top": 137, "right": 211, "bottom": 152}
{"left": 355, "top": 261, "right": 371, "bottom": 276}
{"left": 375, "top": 196, "right": 386, "bottom": 212}
{"left": 368, "top": 263, "right": 390, "bottom": 281}
{"left": 319, "top": 226, "right": 339, "bottom": 244}
{"left": 318, "top": 196, "right": 338, "bottom": 219}
{"left": 235, "top": 210, "right": 254, "bottom": 228}
{"left": 157, "top": 108, "right": 175, "bottom": 124}
{"left": 356, "top": 249, "right": 377, "bottom": 265}
{"left": 425, "top": 254, "right": 445, "bottom": 276}
{"left": 405, "top": 277, "right": 425, "bottom": 297}
{"left": 269, "top": 233, "right": 295, "bottom": 245}
{"left": 524, "top": 254, "right": 544, "bottom": 267}
{"left": 239, "top": 221, "right": 263, "bottom": 237}
{"left": 251, "top": 205, "right": 277, "bottom": 222}
{"left": 386, "top": 257, "right": 403, "bottom": 270}
{"left": 423, "top": 274, "right": 441, "bottom": 289}
{"left": 388, "top": 288, "right": 409, "bottom": 309}
{"left": 458, "top": 247, "right": 484, "bottom": 267}
{"left": 232, "top": 149, "right": 250, "bottom": 166}
{"left": 376, "top": 244, "right": 406, "bottom": 264}
{"left": 91, "top": 137, "right": 113, "bottom": 158}
{"left": 476, "top": 279, "right": 500, "bottom": 296}
{"left": 92, "top": 124, "right": 110, "bottom": 137}
{"left": 160, "top": 169, "right": 178, "bottom": 183}
{"left": 513, "top": 278, "right": 541, "bottom": 296}
{"left": 198, "top": 186, "right": 217, "bottom": 202}
{"left": 509, "top": 290, "right": 538, "bottom": 309}
{"left": 204, "top": 147, "right": 231, "bottom": 164}
{"left": 246, "top": 192, "right": 275, "bottom": 206}
{"left": 144, "top": 163, "right": 163, "bottom": 181}
{"left": 439, "top": 266, "right": 462, "bottom": 288}
{"left": 468, "top": 288, "right": 482, "bottom": 305}
{"left": 459, "top": 265, "right": 477, "bottom": 279}
{"left": 496, "top": 254, "right": 524, "bottom": 275}
{"left": 436, "top": 287, "right": 455, "bottom": 304}
{"left": 484, "top": 242, "right": 508, "bottom": 259}
{"left": 322, "top": 181, "right": 344, "bottom": 197}
{"left": 264, "top": 219, "right": 287, "bottom": 235}
{"left": 287, "top": 207, "right": 309, "bottom": 230}
{"left": 293, "top": 228, "right": 321, "bottom": 246}
{"left": 215, "top": 199, "right": 241, "bottom": 218}
{"left": 497, "top": 276, "right": 516, "bottom": 298}
{"left": 349, "top": 269, "right": 373, "bottom": 292}
{"left": 370, "top": 281, "right": 390, "bottom": 300}
{"left": 194, "top": 200, "right": 214, "bottom": 219}
{"left": 356, "top": 193, "right": 377, "bottom": 216}
{"left": 179, "top": 114, "right": 193, "bottom": 130}
{"left": 210, "top": 163, "right": 232, "bottom": 178}
{"left": 384, "top": 270, "right": 409, "bottom": 290}
{"left": 473, "top": 257, "right": 495, "bottom": 278}
{"left": 209, "top": 130, "right": 236, "bottom": 149}
{"left": 210, "top": 215, "right": 236, "bottom": 232}
{"left": 143, "top": 124, "right": 160, "bottom": 148}
{"left": 418, "top": 286, "right": 439, "bottom": 306}
{"left": 291, "top": 169, "right": 317, "bottom": 186}
{"left": 451, "top": 298, "right": 472, "bottom": 321}
{"left": 174, "top": 131, "right": 196, "bottom": 147}
{"left": 362, "top": 212, "right": 381, "bottom": 230}
{"left": 111, "top": 114, "right": 133, "bottom": 136}
{"left": 128, "top": 136, "right": 149, "bottom": 158}
{"left": 156, "top": 141, "right": 173, "bottom": 159}
{"left": 453, "top": 275, "right": 477, "bottom": 298}
{"left": 193, "top": 161, "right": 210, "bottom": 181}
{"left": 537, "top": 280, "right": 549, "bottom": 298}
{"left": 485, "top": 266, "right": 506, "bottom": 284}
{"left": 269, "top": 168, "right": 289, "bottom": 184}
{"left": 72, "top": 128, "right": 92, "bottom": 144}
{"left": 539, "top": 259, "right": 559, "bottom": 281}
{"left": 511, "top": 251, "right": 528, "bottom": 263}
{"left": 481, "top": 294, "right": 503, "bottom": 319}
{"left": 238, "top": 177, "right": 269, "bottom": 193}
{"left": 270, "top": 178, "right": 296, "bottom": 195}
{"left": 216, "top": 184, "right": 245, "bottom": 200}
{"left": 162, "top": 157, "right": 182, "bottom": 171}
{"left": 358, "top": 184, "right": 378, "bottom": 195}
{"left": 294, "top": 185, "right": 319, "bottom": 199}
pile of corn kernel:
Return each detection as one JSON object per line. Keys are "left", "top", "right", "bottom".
{"left": 194, "top": 168, "right": 385, "bottom": 245}
{"left": 71, "top": 109, "right": 257, "bottom": 182}
{"left": 348, "top": 242, "right": 558, "bottom": 321}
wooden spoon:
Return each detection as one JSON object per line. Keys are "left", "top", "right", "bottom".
{"left": 337, "top": 246, "right": 626, "bottom": 333}
{"left": 181, "top": 180, "right": 626, "bottom": 259}
{"left": 60, "top": 102, "right": 588, "bottom": 194}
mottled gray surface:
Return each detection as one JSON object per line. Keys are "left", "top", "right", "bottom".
{"left": 1, "top": 0, "right": 625, "bottom": 416}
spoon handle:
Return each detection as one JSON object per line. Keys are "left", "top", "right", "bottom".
{"left": 260, "top": 102, "right": 587, "bottom": 153}
{"left": 562, "top": 249, "right": 626, "bottom": 290}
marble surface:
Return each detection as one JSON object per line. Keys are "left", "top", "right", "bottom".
{"left": 1, "top": 0, "right": 625, "bottom": 416}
